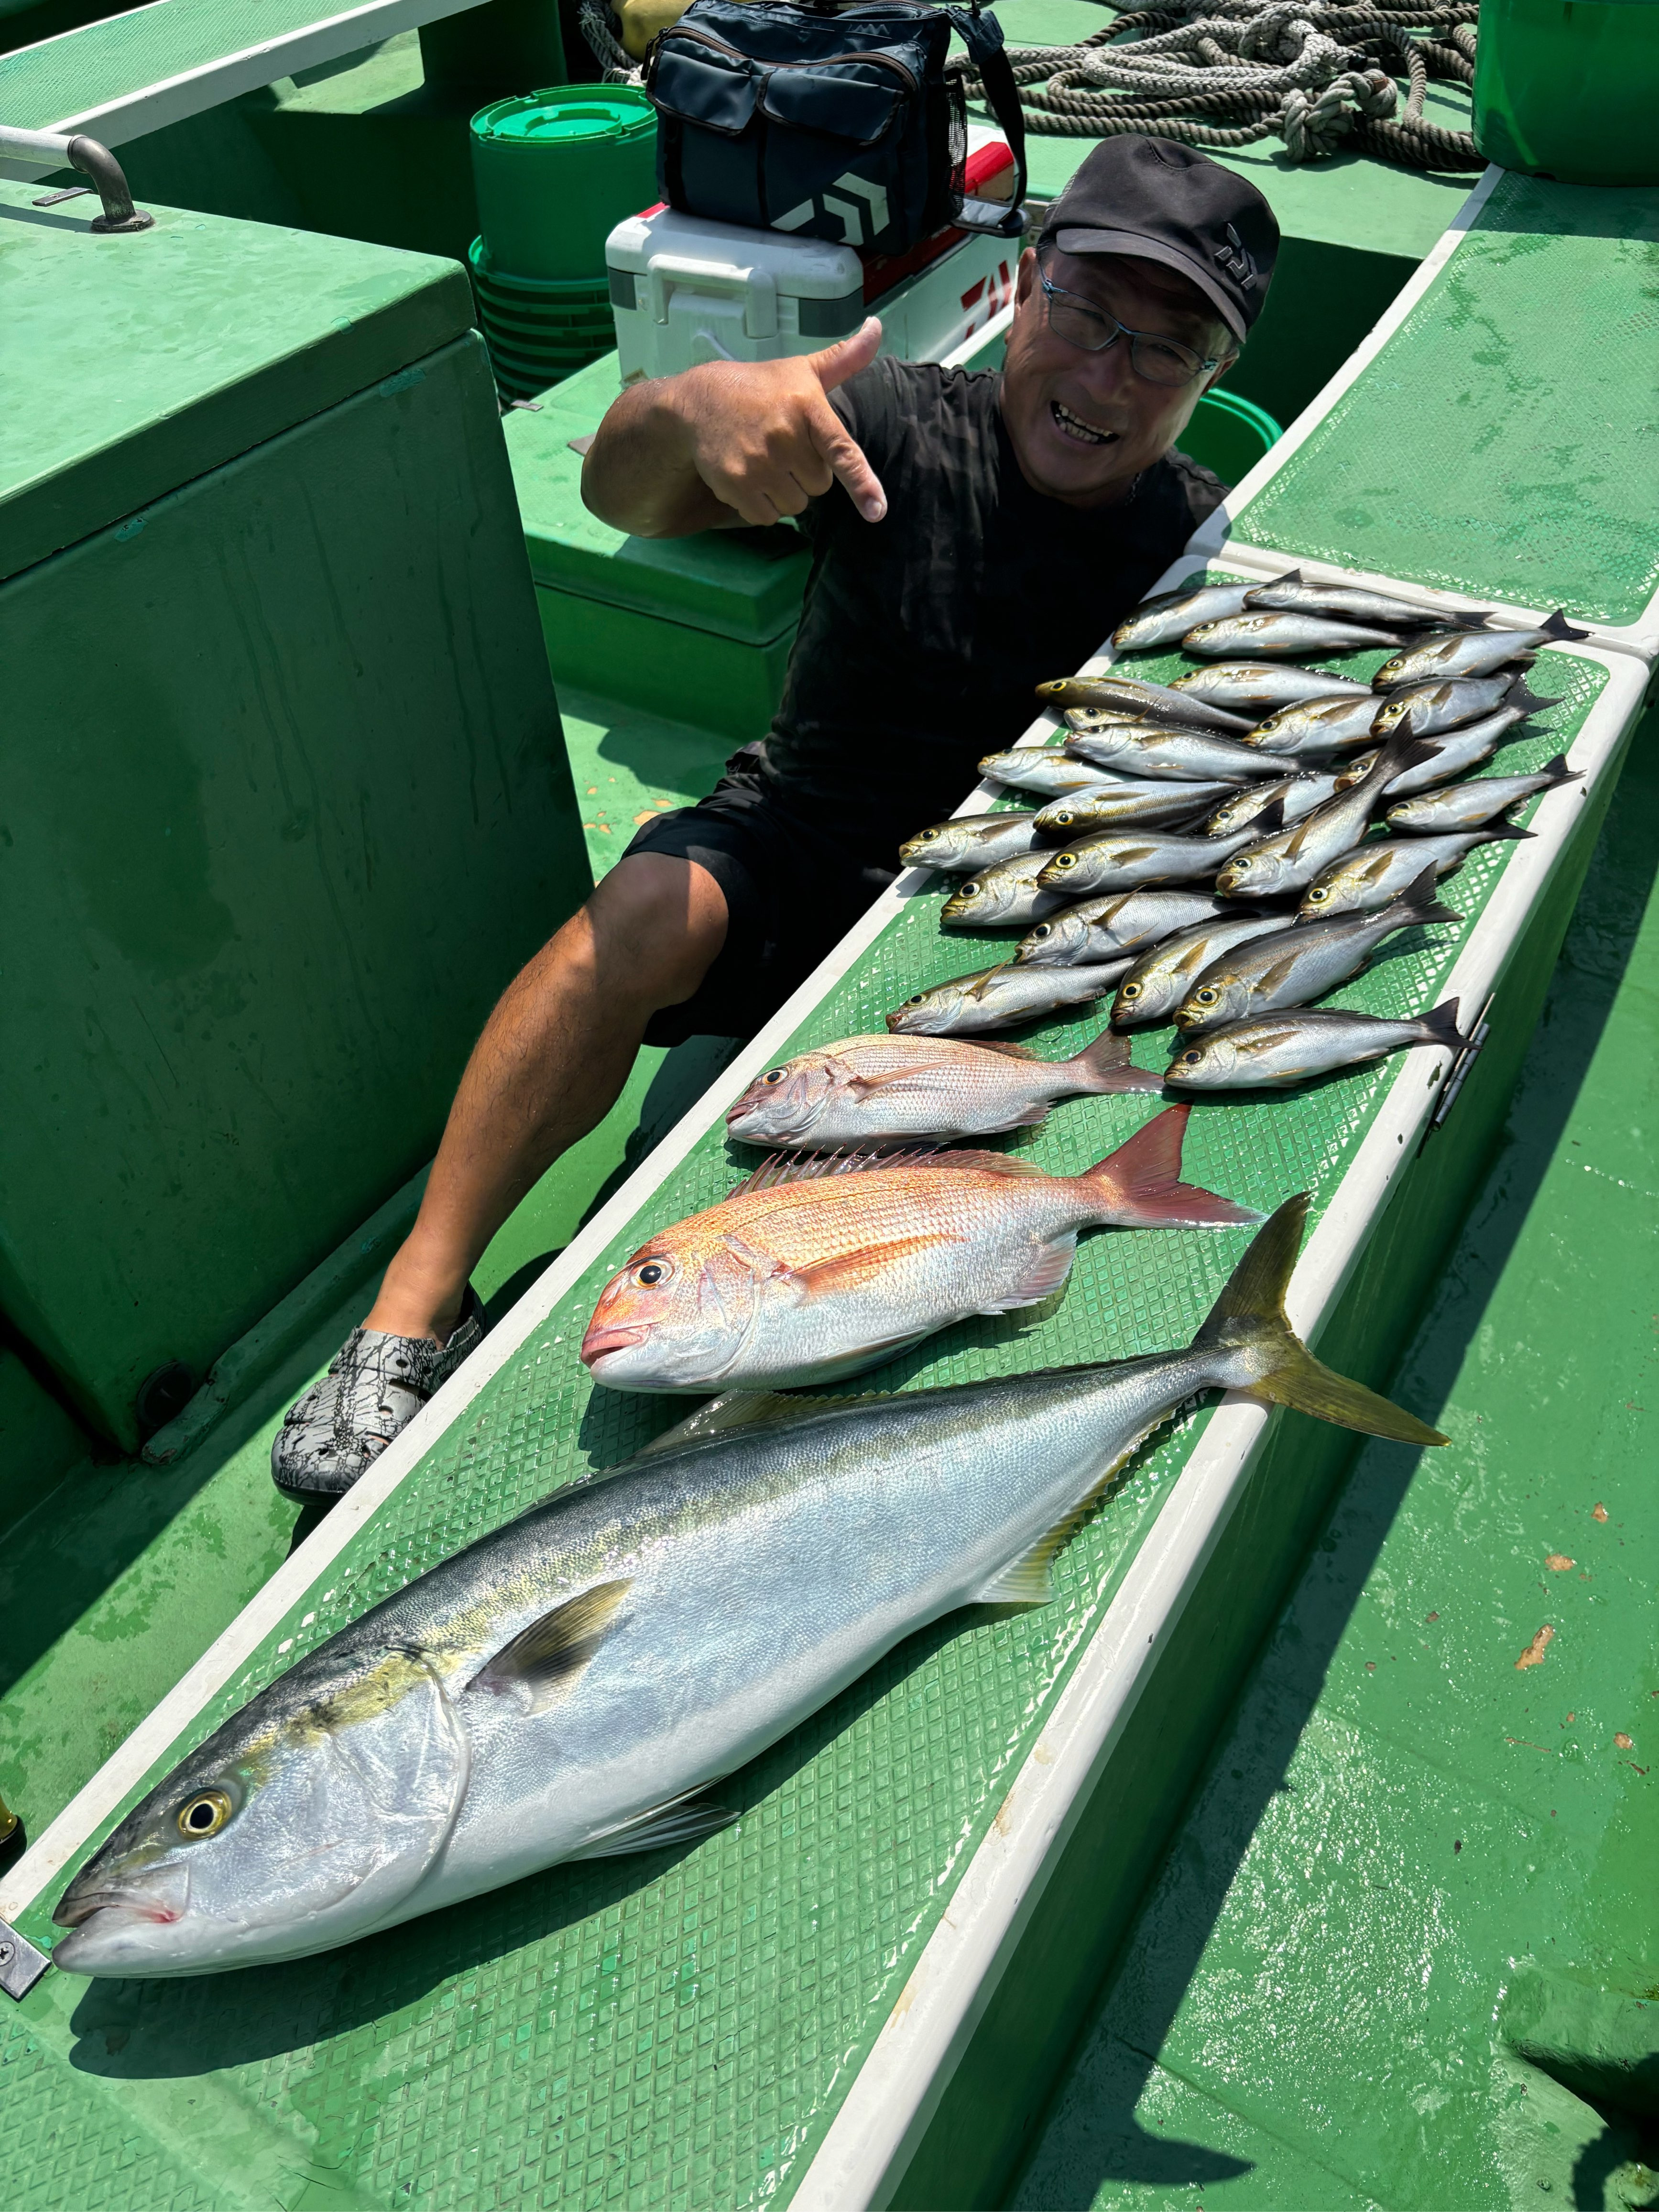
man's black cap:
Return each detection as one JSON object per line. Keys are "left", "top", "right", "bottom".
{"left": 1038, "top": 136, "right": 1279, "bottom": 342}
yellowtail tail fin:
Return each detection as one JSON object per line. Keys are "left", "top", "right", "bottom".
{"left": 1195, "top": 1193, "right": 1448, "bottom": 1446}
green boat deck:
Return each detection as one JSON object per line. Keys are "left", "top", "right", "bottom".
{"left": 1015, "top": 699, "right": 1659, "bottom": 2212}
{"left": 3, "top": 18, "right": 1659, "bottom": 2200}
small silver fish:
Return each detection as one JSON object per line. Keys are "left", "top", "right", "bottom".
{"left": 1167, "top": 999, "right": 1472, "bottom": 1090}
{"left": 1175, "top": 869, "right": 1458, "bottom": 1032}
{"left": 979, "top": 749, "right": 1104, "bottom": 798}
{"left": 724, "top": 1028, "right": 1160, "bottom": 1148}
{"left": 1036, "top": 820, "right": 1270, "bottom": 899}
{"left": 1381, "top": 707, "right": 1529, "bottom": 798}
{"left": 1298, "top": 825, "right": 1532, "bottom": 916}
{"left": 1034, "top": 783, "right": 1234, "bottom": 838}
{"left": 1016, "top": 890, "right": 1233, "bottom": 968}
{"left": 1183, "top": 612, "right": 1407, "bottom": 660}
{"left": 1170, "top": 663, "right": 1375, "bottom": 712}
{"left": 1384, "top": 753, "right": 1580, "bottom": 833}
{"left": 887, "top": 960, "right": 1132, "bottom": 1036}
{"left": 1371, "top": 674, "right": 1546, "bottom": 739}
{"left": 1244, "top": 693, "right": 1386, "bottom": 756}
{"left": 1065, "top": 726, "right": 1298, "bottom": 784}
{"left": 899, "top": 812, "right": 1043, "bottom": 873}
{"left": 940, "top": 850, "right": 1073, "bottom": 929}
{"left": 1243, "top": 577, "right": 1490, "bottom": 630}
{"left": 1035, "top": 675, "right": 1255, "bottom": 736}
{"left": 1199, "top": 771, "right": 1346, "bottom": 839}
{"left": 1111, "top": 581, "right": 1257, "bottom": 651}
{"left": 1112, "top": 911, "right": 1294, "bottom": 1028}
{"left": 1062, "top": 707, "right": 1153, "bottom": 730}
{"left": 1374, "top": 610, "right": 1587, "bottom": 689}
{"left": 1215, "top": 734, "right": 1421, "bottom": 900}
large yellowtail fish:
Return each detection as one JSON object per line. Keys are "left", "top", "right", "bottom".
{"left": 53, "top": 1198, "right": 1444, "bottom": 1981}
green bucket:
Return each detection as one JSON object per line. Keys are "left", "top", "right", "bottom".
{"left": 1473, "top": 0, "right": 1659, "bottom": 185}
{"left": 1179, "top": 389, "right": 1283, "bottom": 487}
{"left": 469, "top": 87, "right": 658, "bottom": 283}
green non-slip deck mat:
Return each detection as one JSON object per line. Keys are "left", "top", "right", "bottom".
{"left": 0, "top": 0, "right": 390, "bottom": 130}
{"left": 0, "top": 618, "right": 1613, "bottom": 2212}
{"left": 1232, "top": 170, "right": 1659, "bottom": 629}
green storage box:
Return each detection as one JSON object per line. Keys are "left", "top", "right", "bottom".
{"left": 1474, "top": 0, "right": 1659, "bottom": 185}
{"left": 0, "top": 185, "right": 592, "bottom": 1449}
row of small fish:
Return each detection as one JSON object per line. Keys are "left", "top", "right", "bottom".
{"left": 1105, "top": 568, "right": 1586, "bottom": 676}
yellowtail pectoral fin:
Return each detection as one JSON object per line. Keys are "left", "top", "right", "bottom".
{"left": 569, "top": 1787, "right": 736, "bottom": 1861}
{"left": 465, "top": 1580, "right": 633, "bottom": 1714}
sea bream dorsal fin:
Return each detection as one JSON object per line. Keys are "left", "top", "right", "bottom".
{"left": 729, "top": 1145, "right": 936, "bottom": 1196}
{"left": 961, "top": 1038, "right": 1042, "bottom": 1061}
{"left": 465, "top": 1580, "right": 633, "bottom": 1712}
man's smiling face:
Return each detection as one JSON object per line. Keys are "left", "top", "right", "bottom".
{"left": 999, "top": 247, "right": 1236, "bottom": 509}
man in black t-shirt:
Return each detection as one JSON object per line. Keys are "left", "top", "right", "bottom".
{"left": 272, "top": 135, "right": 1279, "bottom": 1497}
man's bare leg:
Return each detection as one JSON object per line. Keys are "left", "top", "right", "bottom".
{"left": 366, "top": 853, "right": 728, "bottom": 1344}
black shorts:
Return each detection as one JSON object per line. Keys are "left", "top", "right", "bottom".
{"left": 623, "top": 748, "right": 897, "bottom": 1048}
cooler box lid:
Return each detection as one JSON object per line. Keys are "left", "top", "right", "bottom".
{"left": 0, "top": 183, "right": 474, "bottom": 582}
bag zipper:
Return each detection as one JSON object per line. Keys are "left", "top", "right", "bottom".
{"left": 660, "top": 22, "right": 920, "bottom": 96}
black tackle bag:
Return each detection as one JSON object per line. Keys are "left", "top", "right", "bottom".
{"left": 645, "top": 0, "right": 1027, "bottom": 259}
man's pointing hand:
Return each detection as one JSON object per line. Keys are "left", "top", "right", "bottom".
{"left": 675, "top": 316, "right": 888, "bottom": 527}
{"left": 580, "top": 316, "right": 887, "bottom": 539}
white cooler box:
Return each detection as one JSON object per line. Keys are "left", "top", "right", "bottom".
{"left": 606, "top": 143, "right": 1020, "bottom": 380}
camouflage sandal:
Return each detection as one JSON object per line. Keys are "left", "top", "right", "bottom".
{"left": 270, "top": 1286, "right": 487, "bottom": 1500}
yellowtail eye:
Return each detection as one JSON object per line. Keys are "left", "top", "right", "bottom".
{"left": 958, "top": 882, "right": 980, "bottom": 898}
{"left": 1051, "top": 813, "right": 1074, "bottom": 829}
{"left": 1305, "top": 886, "right": 1329, "bottom": 904}
{"left": 905, "top": 993, "right": 927, "bottom": 1006}
{"left": 178, "top": 1790, "right": 232, "bottom": 1839}
{"left": 917, "top": 828, "right": 938, "bottom": 842}
{"left": 1051, "top": 854, "right": 1076, "bottom": 872}
{"left": 1029, "top": 924, "right": 1053, "bottom": 941}
{"left": 1177, "top": 1050, "right": 1203, "bottom": 1068}
{"left": 1119, "top": 981, "right": 1141, "bottom": 1001}
{"left": 635, "top": 1260, "right": 668, "bottom": 1286}
{"left": 1195, "top": 988, "right": 1219, "bottom": 1006}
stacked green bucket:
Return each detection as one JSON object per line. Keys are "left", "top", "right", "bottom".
{"left": 469, "top": 87, "right": 658, "bottom": 401}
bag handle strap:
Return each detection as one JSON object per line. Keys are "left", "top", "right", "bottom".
{"left": 946, "top": 6, "right": 1027, "bottom": 239}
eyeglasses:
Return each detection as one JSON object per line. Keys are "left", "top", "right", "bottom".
{"left": 1037, "top": 267, "right": 1222, "bottom": 388}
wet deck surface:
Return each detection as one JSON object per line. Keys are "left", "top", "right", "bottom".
{"left": 1014, "top": 699, "right": 1659, "bottom": 2210}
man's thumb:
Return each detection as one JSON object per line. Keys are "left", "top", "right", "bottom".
{"left": 809, "top": 316, "right": 883, "bottom": 392}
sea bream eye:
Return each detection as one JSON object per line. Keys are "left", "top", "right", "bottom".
{"left": 177, "top": 1790, "right": 232, "bottom": 1839}
{"left": 762, "top": 1069, "right": 786, "bottom": 1086}
{"left": 635, "top": 1260, "right": 669, "bottom": 1286}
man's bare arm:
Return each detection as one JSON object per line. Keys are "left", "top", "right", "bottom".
{"left": 581, "top": 317, "right": 889, "bottom": 538}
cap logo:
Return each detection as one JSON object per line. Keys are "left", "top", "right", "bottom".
{"left": 1215, "top": 223, "right": 1256, "bottom": 289}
